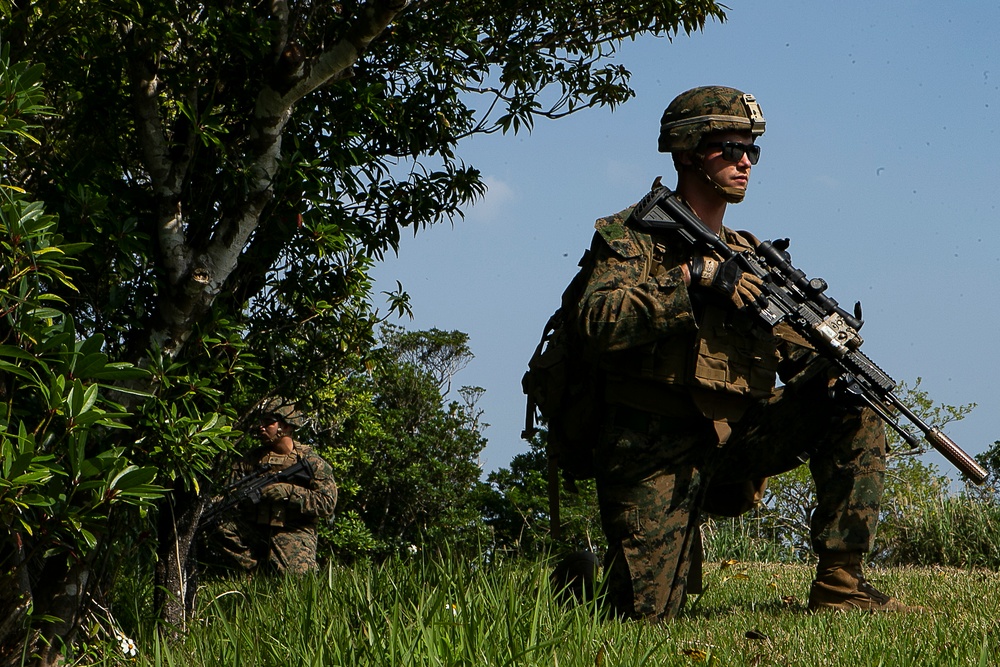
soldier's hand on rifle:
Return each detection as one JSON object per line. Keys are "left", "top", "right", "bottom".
{"left": 261, "top": 482, "right": 296, "bottom": 502}
{"left": 689, "top": 255, "right": 764, "bottom": 309}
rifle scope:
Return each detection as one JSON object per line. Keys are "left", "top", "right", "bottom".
{"left": 756, "top": 239, "right": 864, "bottom": 332}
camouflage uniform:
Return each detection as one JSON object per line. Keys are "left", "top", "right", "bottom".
{"left": 575, "top": 205, "right": 887, "bottom": 621}
{"left": 215, "top": 442, "right": 338, "bottom": 574}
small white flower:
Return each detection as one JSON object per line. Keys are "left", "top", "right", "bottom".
{"left": 407, "top": 544, "right": 418, "bottom": 555}
{"left": 117, "top": 633, "right": 137, "bottom": 658}
{"left": 445, "top": 603, "right": 459, "bottom": 617}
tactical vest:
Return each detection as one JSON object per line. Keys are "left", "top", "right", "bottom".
{"left": 595, "top": 217, "right": 779, "bottom": 420}
{"left": 645, "top": 227, "right": 779, "bottom": 397}
{"left": 254, "top": 446, "right": 305, "bottom": 527}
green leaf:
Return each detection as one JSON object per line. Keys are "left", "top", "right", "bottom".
{"left": 78, "top": 527, "right": 97, "bottom": 549}
{"left": 0, "top": 345, "right": 38, "bottom": 362}
{"left": 0, "top": 360, "right": 33, "bottom": 379}
{"left": 10, "top": 469, "right": 54, "bottom": 485}
{"left": 108, "top": 465, "right": 158, "bottom": 491}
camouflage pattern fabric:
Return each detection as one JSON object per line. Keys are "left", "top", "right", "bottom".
{"left": 658, "top": 85, "right": 765, "bottom": 153}
{"left": 576, "top": 202, "right": 887, "bottom": 622}
{"left": 597, "top": 439, "right": 705, "bottom": 620}
{"left": 213, "top": 442, "right": 337, "bottom": 574}
{"left": 575, "top": 207, "right": 696, "bottom": 357}
{"left": 214, "top": 511, "right": 322, "bottom": 574}
{"left": 596, "top": 382, "right": 886, "bottom": 621}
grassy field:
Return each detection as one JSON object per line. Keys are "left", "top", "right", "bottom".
{"left": 94, "top": 554, "right": 1000, "bottom": 667}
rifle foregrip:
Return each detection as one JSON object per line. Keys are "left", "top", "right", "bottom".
{"left": 926, "top": 428, "right": 988, "bottom": 485}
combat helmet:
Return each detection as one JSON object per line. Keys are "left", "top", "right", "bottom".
{"left": 257, "top": 396, "right": 307, "bottom": 429}
{"left": 657, "top": 85, "right": 765, "bottom": 153}
{"left": 658, "top": 85, "right": 765, "bottom": 203}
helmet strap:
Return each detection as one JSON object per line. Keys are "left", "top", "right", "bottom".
{"left": 717, "top": 184, "right": 746, "bottom": 204}
{"left": 686, "top": 152, "right": 746, "bottom": 204}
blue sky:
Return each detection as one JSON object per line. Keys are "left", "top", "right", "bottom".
{"left": 371, "top": 2, "right": 1000, "bottom": 478}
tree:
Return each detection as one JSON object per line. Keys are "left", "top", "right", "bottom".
{"left": 320, "top": 326, "right": 489, "bottom": 560}
{"left": 0, "top": 49, "right": 164, "bottom": 667}
{"left": 2, "top": 0, "right": 728, "bottom": 660}
{"left": 480, "top": 437, "right": 603, "bottom": 557}
{"left": 972, "top": 440, "right": 1000, "bottom": 503}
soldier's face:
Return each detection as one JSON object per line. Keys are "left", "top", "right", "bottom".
{"left": 701, "top": 130, "right": 755, "bottom": 196}
{"left": 257, "top": 416, "right": 282, "bottom": 444}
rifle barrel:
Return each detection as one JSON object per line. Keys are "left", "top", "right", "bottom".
{"left": 884, "top": 392, "right": 989, "bottom": 484}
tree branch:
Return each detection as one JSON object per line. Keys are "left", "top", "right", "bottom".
{"left": 152, "top": 0, "right": 411, "bottom": 356}
{"left": 127, "top": 49, "right": 197, "bottom": 285}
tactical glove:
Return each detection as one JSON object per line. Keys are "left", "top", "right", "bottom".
{"left": 689, "top": 255, "right": 764, "bottom": 309}
{"left": 261, "top": 482, "right": 296, "bottom": 503}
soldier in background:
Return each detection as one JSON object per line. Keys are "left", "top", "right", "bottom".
{"left": 572, "top": 86, "right": 920, "bottom": 620}
{"left": 213, "top": 397, "right": 338, "bottom": 574}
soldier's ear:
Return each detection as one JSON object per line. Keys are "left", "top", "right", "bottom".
{"left": 677, "top": 149, "right": 704, "bottom": 167}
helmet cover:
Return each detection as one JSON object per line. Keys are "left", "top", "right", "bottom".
{"left": 258, "top": 396, "right": 307, "bottom": 428}
{"left": 658, "top": 86, "right": 765, "bottom": 153}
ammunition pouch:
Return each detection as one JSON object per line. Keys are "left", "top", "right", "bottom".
{"left": 637, "top": 304, "right": 779, "bottom": 400}
{"left": 258, "top": 501, "right": 287, "bottom": 527}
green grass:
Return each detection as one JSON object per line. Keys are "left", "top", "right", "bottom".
{"left": 93, "top": 555, "right": 1000, "bottom": 667}
{"left": 882, "top": 495, "right": 1000, "bottom": 568}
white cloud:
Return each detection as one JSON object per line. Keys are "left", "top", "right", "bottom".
{"left": 466, "top": 175, "right": 516, "bottom": 223}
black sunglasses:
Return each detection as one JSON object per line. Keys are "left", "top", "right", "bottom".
{"left": 703, "top": 141, "right": 760, "bottom": 165}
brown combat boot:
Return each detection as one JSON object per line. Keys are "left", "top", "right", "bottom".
{"left": 808, "top": 551, "right": 923, "bottom": 613}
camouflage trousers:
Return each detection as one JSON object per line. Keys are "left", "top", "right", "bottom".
{"left": 213, "top": 516, "right": 320, "bottom": 575}
{"left": 595, "top": 383, "right": 887, "bottom": 622}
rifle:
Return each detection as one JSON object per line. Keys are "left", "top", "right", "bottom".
{"left": 201, "top": 457, "right": 314, "bottom": 528}
{"left": 630, "top": 185, "right": 988, "bottom": 485}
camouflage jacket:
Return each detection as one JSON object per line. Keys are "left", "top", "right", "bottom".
{"left": 235, "top": 442, "right": 338, "bottom": 527}
{"left": 575, "top": 201, "right": 813, "bottom": 421}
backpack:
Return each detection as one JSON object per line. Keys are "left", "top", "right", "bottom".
{"left": 521, "top": 249, "right": 604, "bottom": 491}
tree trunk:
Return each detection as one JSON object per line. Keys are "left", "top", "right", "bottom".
{"left": 0, "top": 535, "right": 33, "bottom": 667}
{"left": 30, "top": 555, "right": 95, "bottom": 667}
{"left": 153, "top": 485, "right": 205, "bottom": 633}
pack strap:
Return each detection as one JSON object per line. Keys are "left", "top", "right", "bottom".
{"left": 521, "top": 310, "right": 562, "bottom": 441}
